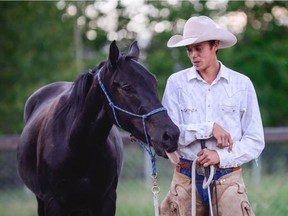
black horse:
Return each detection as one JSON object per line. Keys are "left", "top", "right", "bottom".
{"left": 17, "top": 41, "right": 179, "bottom": 216}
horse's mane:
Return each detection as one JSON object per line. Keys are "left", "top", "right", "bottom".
{"left": 54, "top": 64, "right": 103, "bottom": 119}
{"left": 69, "top": 71, "right": 94, "bottom": 112}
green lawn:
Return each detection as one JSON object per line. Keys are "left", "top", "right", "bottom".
{"left": 0, "top": 189, "right": 37, "bottom": 216}
{"left": 0, "top": 173, "right": 287, "bottom": 216}
{"left": 246, "top": 173, "right": 288, "bottom": 215}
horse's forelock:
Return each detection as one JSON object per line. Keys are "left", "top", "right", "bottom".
{"left": 124, "top": 55, "right": 138, "bottom": 62}
{"left": 96, "top": 61, "right": 106, "bottom": 70}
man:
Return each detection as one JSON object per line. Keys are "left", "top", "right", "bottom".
{"left": 160, "top": 16, "right": 265, "bottom": 216}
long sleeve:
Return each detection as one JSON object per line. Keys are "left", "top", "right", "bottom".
{"left": 215, "top": 79, "right": 265, "bottom": 168}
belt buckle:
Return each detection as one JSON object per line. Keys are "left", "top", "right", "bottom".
{"left": 196, "top": 163, "right": 205, "bottom": 176}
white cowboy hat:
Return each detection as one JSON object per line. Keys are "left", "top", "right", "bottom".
{"left": 167, "top": 16, "right": 237, "bottom": 49}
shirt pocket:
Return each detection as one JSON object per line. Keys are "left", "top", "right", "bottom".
{"left": 218, "top": 104, "right": 240, "bottom": 130}
{"left": 180, "top": 104, "right": 199, "bottom": 124}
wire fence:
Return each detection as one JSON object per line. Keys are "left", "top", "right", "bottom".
{"left": 0, "top": 128, "right": 288, "bottom": 215}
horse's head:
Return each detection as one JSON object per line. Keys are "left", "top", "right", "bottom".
{"left": 97, "top": 41, "right": 179, "bottom": 157}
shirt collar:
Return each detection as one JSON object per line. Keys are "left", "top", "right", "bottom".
{"left": 187, "top": 61, "right": 230, "bottom": 83}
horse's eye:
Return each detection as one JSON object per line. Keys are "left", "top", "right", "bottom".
{"left": 122, "top": 84, "right": 131, "bottom": 91}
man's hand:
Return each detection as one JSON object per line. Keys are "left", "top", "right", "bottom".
{"left": 212, "top": 123, "right": 233, "bottom": 152}
{"left": 197, "top": 148, "right": 220, "bottom": 167}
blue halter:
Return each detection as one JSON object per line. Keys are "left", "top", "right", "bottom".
{"left": 97, "top": 68, "right": 166, "bottom": 176}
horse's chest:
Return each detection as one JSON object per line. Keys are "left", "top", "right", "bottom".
{"left": 52, "top": 159, "right": 115, "bottom": 193}
{"left": 55, "top": 173, "right": 113, "bottom": 199}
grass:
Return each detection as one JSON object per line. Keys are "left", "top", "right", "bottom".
{"left": 0, "top": 189, "right": 37, "bottom": 216}
{"left": 246, "top": 173, "right": 288, "bottom": 215}
{"left": 0, "top": 172, "right": 288, "bottom": 216}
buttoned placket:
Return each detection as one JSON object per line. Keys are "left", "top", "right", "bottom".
{"left": 206, "top": 86, "right": 213, "bottom": 122}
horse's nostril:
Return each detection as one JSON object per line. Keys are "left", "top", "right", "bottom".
{"left": 163, "top": 130, "right": 179, "bottom": 142}
{"left": 163, "top": 131, "right": 170, "bottom": 141}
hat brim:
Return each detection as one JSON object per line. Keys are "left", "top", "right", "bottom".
{"left": 167, "top": 35, "right": 198, "bottom": 48}
{"left": 167, "top": 29, "right": 237, "bottom": 49}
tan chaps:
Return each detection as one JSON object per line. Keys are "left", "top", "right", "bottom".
{"left": 160, "top": 169, "right": 255, "bottom": 216}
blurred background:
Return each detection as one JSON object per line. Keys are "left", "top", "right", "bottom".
{"left": 0, "top": 0, "right": 288, "bottom": 215}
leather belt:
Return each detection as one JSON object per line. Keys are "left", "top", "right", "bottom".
{"left": 176, "top": 158, "right": 240, "bottom": 175}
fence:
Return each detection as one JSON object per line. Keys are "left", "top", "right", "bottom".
{"left": 0, "top": 128, "right": 288, "bottom": 215}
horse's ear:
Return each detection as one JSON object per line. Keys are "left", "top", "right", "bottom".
{"left": 128, "top": 41, "right": 139, "bottom": 60}
{"left": 109, "top": 40, "right": 119, "bottom": 68}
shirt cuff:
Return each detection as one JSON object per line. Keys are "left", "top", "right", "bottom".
{"left": 215, "top": 149, "right": 240, "bottom": 168}
{"left": 194, "top": 121, "right": 214, "bottom": 140}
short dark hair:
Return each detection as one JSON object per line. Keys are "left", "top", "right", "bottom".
{"left": 208, "top": 40, "right": 218, "bottom": 54}
{"left": 208, "top": 40, "right": 216, "bottom": 48}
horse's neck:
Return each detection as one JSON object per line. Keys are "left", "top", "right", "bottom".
{"left": 69, "top": 83, "right": 113, "bottom": 148}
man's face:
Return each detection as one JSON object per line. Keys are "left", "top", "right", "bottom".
{"left": 186, "top": 41, "right": 219, "bottom": 72}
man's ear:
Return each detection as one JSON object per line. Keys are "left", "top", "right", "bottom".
{"left": 214, "top": 40, "right": 220, "bottom": 51}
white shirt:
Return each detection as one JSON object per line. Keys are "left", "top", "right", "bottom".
{"left": 162, "top": 62, "right": 265, "bottom": 168}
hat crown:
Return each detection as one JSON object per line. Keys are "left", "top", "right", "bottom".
{"left": 167, "top": 15, "right": 237, "bottom": 48}
{"left": 183, "top": 16, "right": 216, "bottom": 39}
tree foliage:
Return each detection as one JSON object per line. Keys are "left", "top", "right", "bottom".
{"left": 0, "top": 2, "right": 73, "bottom": 133}
{"left": 0, "top": 1, "right": 287, "bottom": 134}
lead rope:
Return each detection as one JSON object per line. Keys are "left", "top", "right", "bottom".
{"left": 191, "top": 159, "right": 215, "bottom": 216}
{"left": 137, "top": 139, "right": 160, "bottom": 216}
{"left": 152, "top": 173, "right": 160, "bottom": 216}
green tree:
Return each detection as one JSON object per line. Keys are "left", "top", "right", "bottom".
{"left": 0, "top": 2, "right": 76, "bottom": 134}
